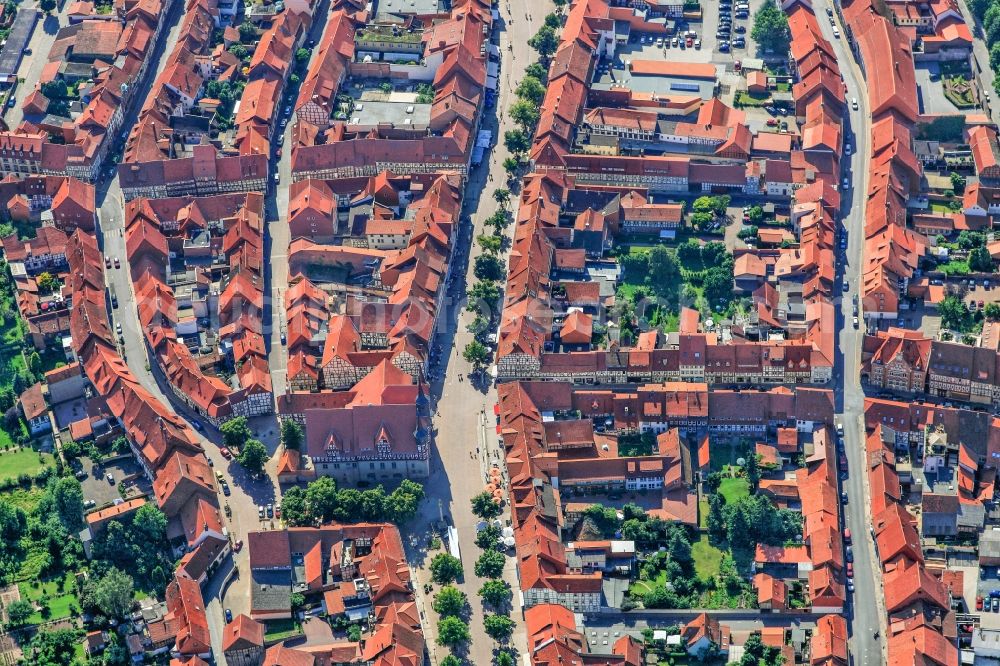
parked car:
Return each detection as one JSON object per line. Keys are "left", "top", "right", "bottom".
{"left": 258, "top": 506, "right": 265, "bottom": 519}
{"left": 266, "top": 503, "right": 274, "bottom": 518}
{"left": 766, "top": 118, "right": 778, "bottom": 126}
{"left": 222, "top": 482, "right": 231, "bottom": 496}
{"left": 113, "top": 257, "right": 120, "bottom": 269}
{"left": 225, "top": 608, "right": 232, "bottom": 623}
{"left": 105, "top": 256, "right": 112, "bottom": 269}
{"left": 220, "top": 447, "right": 232, "bottom": 459}
{"left": 234, "top": 539, "right": 243, "bottom": 552}
{"left": 106, "top": 473, "right": 115, "bottom": 483}
{"left": 191, "top": 419, "right": 203, "bottom": 431}
{"left": 978, "top": 595, "right": 984, "bottom": 611}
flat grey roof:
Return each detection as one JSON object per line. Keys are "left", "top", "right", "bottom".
{"left": 376, "top": 0, "right": 444, "bottom": 19}
{"left": 350, "top": 100, "right": 432, "bottom": 130}
{"left": 0, "top": 9, "right": 39, "bottom": 82}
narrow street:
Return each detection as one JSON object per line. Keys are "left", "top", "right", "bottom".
{"left": 403, "top": 1, "right": 552, "bottom": 664}
{"left": 1, "top": 1, "right": 64, "bottom": 129}
{"left": 816, "top": 0, "right": 885, "bottom": 661}
{"left": 88, "top": 0, "right": 277, "bottom": 656}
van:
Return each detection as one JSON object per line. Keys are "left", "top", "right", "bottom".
{"left": 851, "top": 97, "right": 859, "bottom": 110}
{"left": 832, "top": 26, "right": 840, "bottom": 38}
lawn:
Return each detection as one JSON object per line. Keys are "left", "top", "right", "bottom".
{"left": 264, "top": 618, "right": 303, "bottom": 642}
{"left": 18, "top": 572, "right": 77, "bottom": 624}
{"left": 698, "top": 497, "right": 710, "bottom": 528}
{"left": 692, "top": 536, "right": 724, "bottom": 580}
{"left": 0, "top": 448, "right": 53, "bottom": 484}
{"left": 718, "top": 477, "right": 750, "bottom": 505}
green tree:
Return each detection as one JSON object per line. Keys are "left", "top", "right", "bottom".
{"left": 26, "top": 628, "right": 77, "bottom": 665}
{"left": 474, "top": 254, "right": 505, "bottom": 281}
{"left": 483, "top": 614, "right": 515, "bottom": 643}
{"left": 237, "top": 439, "right": 269, "bottom": 475}
{"left": 306, "top": 476, "right": 338, "bottom": 521}
{"left": 528, "top": 24, "right": 559, "bottom": 60}
{"left": 463, "top": 341, "right": 491, "bottom": 369}
{"left": 987, "top": 3, "right": 1000, "bottom": 44}
{"left": 747, "top": 205, "right": 764, "bottom": 223}
{"left": 384, "top": 479, "right": 424, "bottom": 523}
{"left": 471, "top": 491, "right": 502, "bottom": 519}
{"left": 492, "top": 188, "right": 512, "bottom": 209}
{"left": 485, "top": 211, "right": 511, "bottom": 231}
{"left": 495, "top": 651, "right": 516, "bottom": 666}
{"left": 133, "top": 503, "right": 168, "bottom": 543}
{"left": 52, "top": 477, "right": 84, "bottom": 531}
{"left": 92, "top": 568, "right": 134, "bottom": 620}
{"left": 36, "top": 272, "right": 57, "bottom": 293}
{"left": 281, "top": 419, "right": 304, "bottom": 451}
{"left": 509, "top": 99, "right": 541, "bottom": 129}
{"left": 985, "top": 302, "right": 1000, "bottom": 321}
{"left": 433, "top": 586, "right": 467, "bottom": 618}
{"left": 477, "top": 234, "right": 502, "bottom": 254}
{"left": 467, "top": 315, "right": 492, "bottom": 339}
{"left": 220, "top": 416, "right": 252, "bottom": 448}
{"left": 27, "top": 350, "right": 41, "bottom": 375}
{"left": 39, "top": 0, "right": 55, "bottom": 12}
{"left": 544, "top": 12, "right": 562, "bottom": 28}
{"left": 647, "top": 245, "right": 681, "bottom": 299}
{"left": 467, "top": 280, "right": 501, "bottom": 311}
{"left": 437, "top": 616, "right": 470, "bottom": 647}
{"left": 690, "top": 211, "right": 714, "bottom": 230}
{"left": 958, "top": 230, "right": 985, "bottom": 249}
{"left": 751, "top": 2, "right": 791, "bottom": 55}
{"left": 524, "top": 62, "right": 548, "bottom": 83}
{"left": 970, "top": 245, "right": 994, "bottom": 273}
{"left": 950, "top": 172, "right": 967, "bottom": 194}
{"left": 991, "top": 42, "right": 1000, "bottom": 71}
{"left": 703, "top": 265, "right": 735, "bottom": 309}
{"left": 707, "top": 494, "right": 726, "bottom": 542}
{"left": 229, "top": 43, "right": 248, "bottom": 59}
{"left": 239, "top": 20, "right": 257, "bottom": 42}
{"left": 430, "top": 553, "right": 463, "bottom": 584}
{"left": 939, "top": 294, "right": 971, "bottom": 331}
{"left": 440, "top": 656, "right": 463, "bottom": 666}
{"left": 280, "top": 486, "right": 311, "bottom": 526}
{"left": 740, "top": 632, "right": 783, "bottom": 666}
{"left": 479, "top": 580, "right": 511, "bottom": 608}
{"left": 475, "top": 524, "right": 502, "bottom": 550}
{"left": 474, "top": 550, "right": 505, "bottom": 579}
{"left": 295, "top": 48, "right": 310, "bottom": 63}
{"left": 5, "top": 598, "right": 33, "bottom": 626}
{"left": 502, "top": 156, "right": 521, "bottom": 175}
{"left": 692, "top": 196, "right": 716, "bottom": 214}
{"left": 515, "top": 76, "right": 546, "bottom": 106}
{"left": 503, "top": 128, "right": 531, "bottom": 154}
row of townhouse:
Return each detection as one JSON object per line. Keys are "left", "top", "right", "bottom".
{"left": 66, "top": 229, "right": 220, "bottom": 660}
{"left": 494, "top": 171, "right": 835, "bottom": 384}
{"left": 496, "top": 381, "right": 835, "bottom": 623}
{"left": 841, "top": 0, "right": 927, "bottom": 322}
{"left": 864, "top": 413, "right": 962, "bottom": 665}
{"left": 241, "top": 523, "right": 427, "bottom": 665}
{"left": 124, "top": 193, "right": 273, "bottom": 424}
{"left": 498, "top": 336, "right": 824, "bottom": 384}
{"left": 863, "top": 327, "right": 1000, "bottom": 406}
{"left": 283, "top": 172, "right": 463, "bottom": 393}
{"left": 117, "top": 0, "right": 295, "bottom": 200}
{"left": 289, "top": 0, "right": 493, "bottom": 183}
{"left": 752, "top": 427, "right": 847, "bottom": 614}
{"left": 0, "top": 0, "right": 173, "bottom": 181}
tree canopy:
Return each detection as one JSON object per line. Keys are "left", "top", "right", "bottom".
{"left": 430, "top": 553, "right": 463, "bottom": 584}
{"left": 751, "top": 3, "right": 791, "bottom": 56}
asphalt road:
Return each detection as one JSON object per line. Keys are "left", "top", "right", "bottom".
{"left": 1, "top": 2, "right": 63, "bottom": 129}
{"left": 814, "top": 0, "right": 885, "bottom": 662}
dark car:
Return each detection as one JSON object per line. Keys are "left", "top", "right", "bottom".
{"left": 224, "top": 608, "right": 233, "bottom": 623}
{"left": 734, "top": 25, "right": 746, "bottom": 32}
{"left": 222, "top": 482, "right": 231, "bottom": 496}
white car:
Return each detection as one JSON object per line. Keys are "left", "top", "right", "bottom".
{"left": 851, "top": 97, "right": 859, "bottom": 110}
{"left": 845, "top": 143, "right": 852, "bottom": 154}
{"left": 842, "top": 177, "right": 850, "bottom": 189}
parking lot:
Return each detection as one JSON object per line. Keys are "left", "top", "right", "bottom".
{"left": 79, "top": 456, "right": 146, "bottom": 510}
